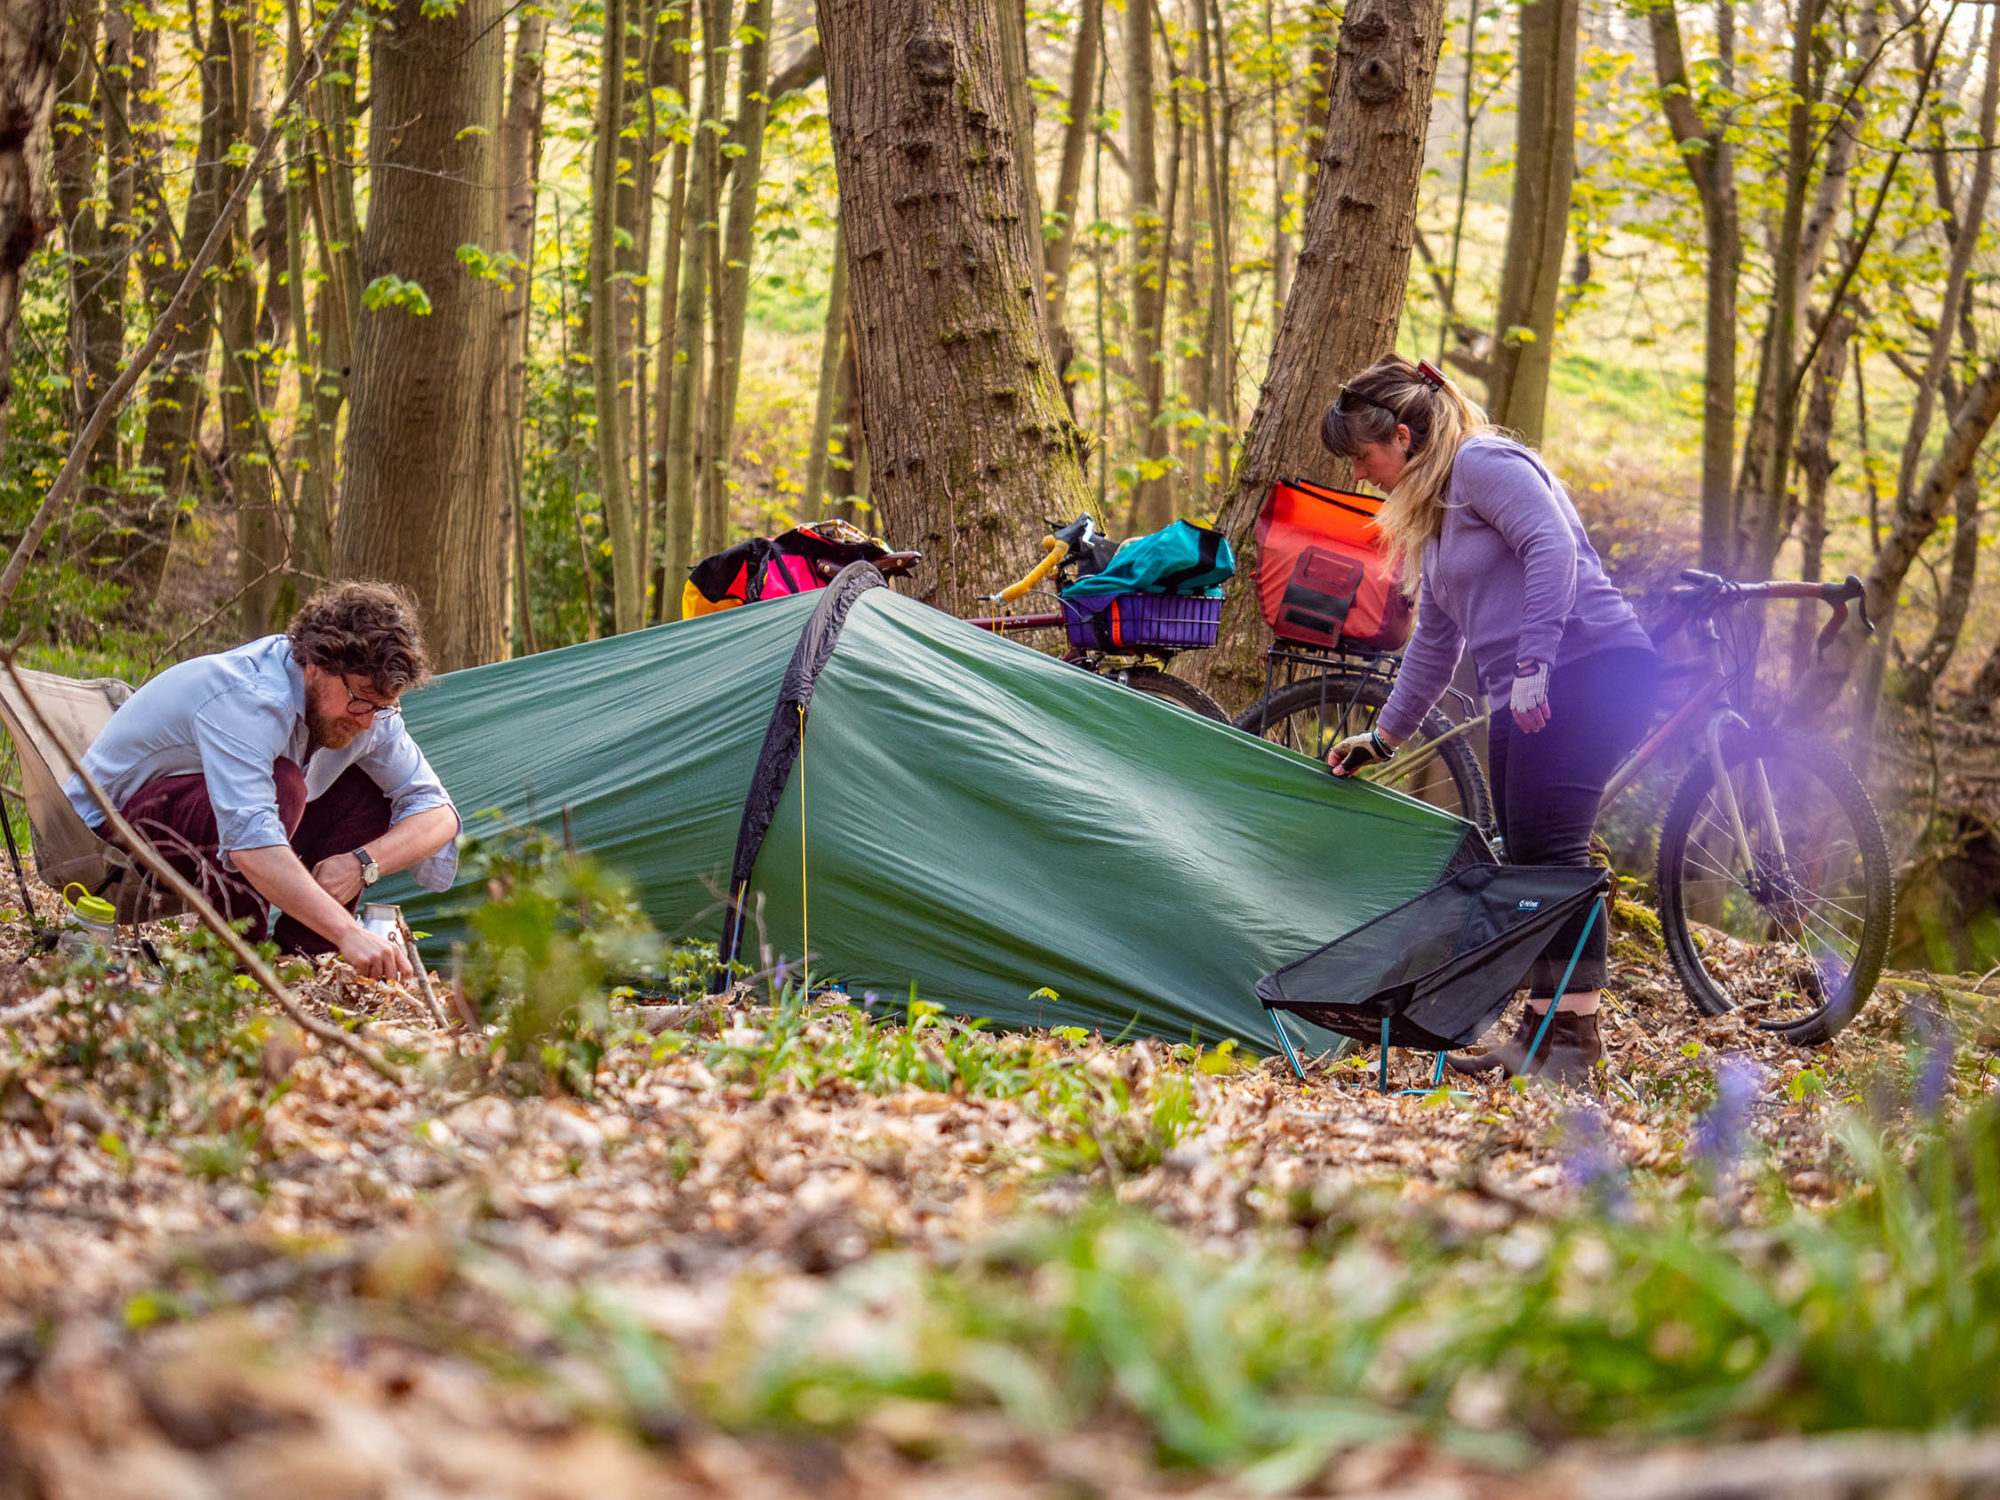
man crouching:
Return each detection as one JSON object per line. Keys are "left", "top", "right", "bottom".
{"left": 64, "top": 581, "right": 461, "bottom": 979}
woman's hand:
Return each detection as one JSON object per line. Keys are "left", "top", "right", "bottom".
{"left": 1511, "top": 658, "right": 1551, "bottom": 733}
{"left": 1327, "top": 727, "right": 1396, "bottom": 777}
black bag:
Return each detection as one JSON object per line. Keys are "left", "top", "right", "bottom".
{"left": 1258, "top": 864, "right": 1609, "bottom": 1052}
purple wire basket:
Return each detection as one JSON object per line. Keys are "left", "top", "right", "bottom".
{"left": 1062, "top": 592, "right": 1224, "bottom": 652}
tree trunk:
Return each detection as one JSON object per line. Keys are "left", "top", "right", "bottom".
{"left": 699, "top": 0, "right": 773, "bottom": 568}
{"left": 125, "top": 0, "right": 237, "bottom": 602}
{"left": 0, "top": 0, "right": 61, "bottom": 455}
{"left": 1043, "top": 0, "right": 1101, "bottom": 337}
{"left": 213, "top": 9, "right": 279, "bottom": 637}
{"left": 647, "top": 0, "right": 691, "bottom": 621}
{"left": 1787, "top": 313, "right": 1849, "bottom": 683}
{"left": 662, "top": 0, "right": 729, "bottom": 604}
{"left": 995, "top": 0, "right": 1052, "bottom": 357}
{"left": 334, "top": 0, "right": 509, "bottom": 670}
{"left": 590, "top": 0, "right": 643, "bottom": 633}
{"left": 1797, "top": 360, "right": 2000, "bottom": 719}
{"left": 828, "top": 320, "right": 867, "bottom": 522}
{"left": 1125, "top": 0, "right": 1171, "bottom": 531}
{"left": 1202, "top": 0, "right": 1236, "bottom": 472}
{"left": 1744, "top": 0, "right": 1822, "bottom": 577}
{"left": 1484, "top": 0, "right": 1578, "bottom": 441}
{"left": 805, "top": 218, "right": 849, "bottom": 507}
{"left": 1647, "top": 0, "right": 1737, "bottom": 571}
{"left": 500, "top": 5, "right": 548, "bottom": 653}
{"left": 1196, "top": 0, "right": 1449, "bottom": 706}
{"left": 1900, "top": 465, "right": 1979, "bottom": 706}
{"left": 54, "top": 0, "right": 124, "bottom": 534}
{"left": 817, "top": 0, "right": 1091, "bottom": 613}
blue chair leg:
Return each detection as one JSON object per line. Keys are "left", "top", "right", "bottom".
{"left": 1378, "top": 1016, "right": 1391, "bottom": 1094}
{"left": 1522, "top": 897, "right": 1604, "bottom": 1071}
{"left": 1271, "top": 1011, "right": 1309, "bottom": 1080}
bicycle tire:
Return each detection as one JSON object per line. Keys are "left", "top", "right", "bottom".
{"left": 1656, "top": 723, "right": 1893, "bottom": 1045}
{"left": 1113, "top": 665, "right": 1230, "bottom": 722}
{"left": 1234, "top": 671, "right": 1495, "bottom": 833}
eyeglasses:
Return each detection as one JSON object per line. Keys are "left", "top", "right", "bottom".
{"left": 342, "top": 678, "right": 401, "bottom": 721}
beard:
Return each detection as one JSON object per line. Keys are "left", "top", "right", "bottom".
{"left": 307, "top": 702, "right": 362, "bottom": 751}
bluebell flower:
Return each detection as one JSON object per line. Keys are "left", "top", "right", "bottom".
{"left": 1562, "top": 1103, "right": 1630, "bottom": 1217}
{"left": 773, "top": 957, "right": 790, "bottom": 990}
{"left": 862, "top": 989, "right": 881, "bottom": 1012}
{"left": 1913, "top": 1005, "right": 1954, "bottom": 1118}
{"left": 1691, "top": 1055, "right": 1764, "bottom": 1179}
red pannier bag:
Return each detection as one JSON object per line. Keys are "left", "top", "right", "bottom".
{"left": 1254, "top": 478, "right": 1413, "bottom": 651}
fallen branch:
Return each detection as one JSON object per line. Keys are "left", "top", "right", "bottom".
{"left": 0, "top": 0, "right": 361, "bottom": 624}
{"left": 0, "top": 655, "right": 401, "bottom": 1084}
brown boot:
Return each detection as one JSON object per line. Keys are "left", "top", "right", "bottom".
{"left": 1534, "top": 1010, "right": 1605, "bottom": 1086}
{"left": 1446, "top": 1006, "right": 1557, "bottom": 1078}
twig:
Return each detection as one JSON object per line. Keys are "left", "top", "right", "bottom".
{"left": 0, "top": 0, "right": 362, "bottom": 624}
{"left": 146, "top": 554, "right": 294, "bottom": 673}
{"left": 0, "top": 655, "right": 401, "bottom": 1084}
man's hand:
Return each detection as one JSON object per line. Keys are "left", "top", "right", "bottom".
{"left": 312, "top": 852, "right": 365, "bottom": 906}
{"left": 340, "top": 923, "right": 413, "bottom": 980}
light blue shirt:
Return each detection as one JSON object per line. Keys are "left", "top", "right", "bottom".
{"left": 65, "top": 635, "right": 459, "bottom": 891}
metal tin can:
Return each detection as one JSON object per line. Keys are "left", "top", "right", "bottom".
{"left": 360, "top": 902, "right": 403, "bottom": 942}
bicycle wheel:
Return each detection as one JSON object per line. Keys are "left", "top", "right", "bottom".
{"left": 1114, "top": 665, "right": 1230, "bottom": 722}
{"left": 1235, "top": 671, "right": 1494, "bottom": 832}
{"left": 1656, "top": 724, "right": 1893, "bottom": 1045}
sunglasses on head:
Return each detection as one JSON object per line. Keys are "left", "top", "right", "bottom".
{"left": 1333, "top": 385, "right": 1403, "bottom": 421}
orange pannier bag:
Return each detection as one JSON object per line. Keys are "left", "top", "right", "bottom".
{"left": 1254, "top": 478, "right": 1414, "bottom": 652}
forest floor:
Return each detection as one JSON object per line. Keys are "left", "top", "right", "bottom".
{"left": 1, "top": 892, "right": 1997, "bottom": 1498}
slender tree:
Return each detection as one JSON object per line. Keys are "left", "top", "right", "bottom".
{"left": 1648, "top": 0, "right": 1738, "bottom": 571}
{"left": 699, "top": 0, "right": 773, "bottom": 563}
{"left": 590, "top": 0, "right": 644, "bottom": 632}
{"left": 1125, "top": 0, "right": 1172, "bottom": 531}
{"left": 662, "top": 0, "right": 731, "bottom": 609}
{"left": 334, "top": 0, "right": 511, "bottom": 669}
{"left": 1043, "top": 0, "right": 1101, "bottom": 341}
{"left": 1484, "top": 0, "right": 1578, "bottom": 442}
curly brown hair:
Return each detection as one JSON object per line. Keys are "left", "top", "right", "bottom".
{"left": 287, "top": 581, "right": 435, "bottom": 696}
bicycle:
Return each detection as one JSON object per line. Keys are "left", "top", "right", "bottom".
{"left": 1596, "top": 568, "right": 1893, "bottom": 1045}
{"left": 1234, "top": 640, "right": 1496, "bottom": 833}
{"left": 966, "top": 515, "right": 1231, "bottom": 721}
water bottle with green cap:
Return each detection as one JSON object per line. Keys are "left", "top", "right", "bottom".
{"left": 60, "top": 883, "right": 118, "bottom": 960}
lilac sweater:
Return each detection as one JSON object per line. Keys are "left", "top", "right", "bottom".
{"left": 1375, "top": 436, "right": 1653, "bottom": 742}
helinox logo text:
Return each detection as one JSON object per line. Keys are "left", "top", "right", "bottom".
{"left": 1517, "top": 898, "right": 1541, "bottom": 910}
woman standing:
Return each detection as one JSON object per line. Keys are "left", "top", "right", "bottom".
{"left": 1323, "top": 355, "right": 1659, "bottom": 1083}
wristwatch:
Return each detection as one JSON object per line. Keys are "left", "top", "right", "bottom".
{"left": 353, "top": 847, "right": 380, "bottom": 886}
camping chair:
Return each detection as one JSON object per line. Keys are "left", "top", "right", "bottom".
{"left": 0, "top": 667, "right": 184, "bottom": 926}
{"left": 1258, "top": 864, "right": 1611, "bottom": 1093}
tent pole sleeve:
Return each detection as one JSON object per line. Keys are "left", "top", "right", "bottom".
{"left": 719, "top": 563, "right": 886, "bottom": 967}
{"left": 1523, "top": 896, "right": 1603, "bottom": 1067}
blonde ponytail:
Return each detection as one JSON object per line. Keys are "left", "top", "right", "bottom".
{"left": 1318, "top": 355, "right": 1502, "bottom": 597}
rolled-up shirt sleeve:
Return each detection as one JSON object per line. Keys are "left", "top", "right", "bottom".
{"left": 192, "top": 696, "right": 297, "bottom": 858}
{"left": 357, "top": 723, "right": 460, "bottom": 891}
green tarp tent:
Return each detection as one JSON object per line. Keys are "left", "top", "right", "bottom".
{"left": 388, "top": 568, "right": 1485, "bottom": 1047}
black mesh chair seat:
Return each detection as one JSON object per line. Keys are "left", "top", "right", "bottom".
{"left": 1258, "top": 864, "right": 1610, "bottom": 1053}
